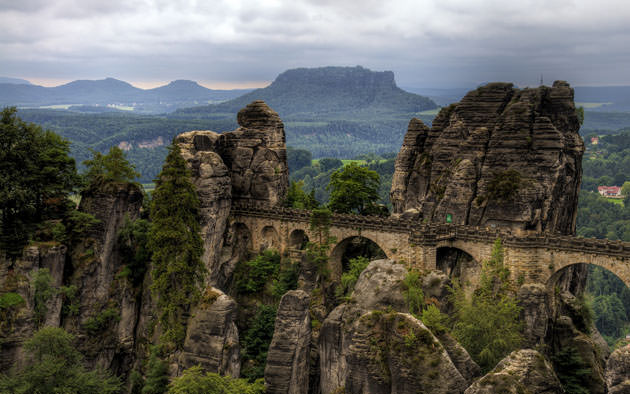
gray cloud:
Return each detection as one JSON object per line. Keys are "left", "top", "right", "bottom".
{"left": 0, "top": 0, "right": 629, "bottom": 87}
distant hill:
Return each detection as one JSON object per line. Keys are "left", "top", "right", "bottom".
{"left": 575, "top": 86, "right": 630, "bottom": 112}
{"left": 402, "top": 87, "right": 471, "bottom": 107}
{"left": 0, "top": 77, "right": 32, "bottom": 85}
{"left": 176, "top": 66, "right": 437, "bottom": 119}
{"left": 0, "top": 78, "right": 253, "bottom": 113}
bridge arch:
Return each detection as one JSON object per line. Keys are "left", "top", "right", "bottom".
{"left": 289, "top": 229, "right": 309, "bottom": 250}
{"left": 436, "top": 245, "right": 481, "bottom": 290}
{"left": 435, "top": 240, "right": 485, "bottom": 267}
{"left": 261, "top": 225, "right": 280, "bottom": 251}
{"left": 329, "top": 236, "right": 387, "bottom": 280}
{"left": 546, "top": 253, "right": 630, "bottom": 290}
{"left": 547, "top": 262, "right": 630, "bottom": 345}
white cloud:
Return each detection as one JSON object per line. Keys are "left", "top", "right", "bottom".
{"left": 1, "top": 0, "right": 629, "bottom": 86}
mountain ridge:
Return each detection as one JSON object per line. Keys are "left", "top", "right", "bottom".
{"left": 0, "top": 77, "right": 253, "bottom": 112}
{"left": 175, "top": 66, "right": 437, "bottom": 118}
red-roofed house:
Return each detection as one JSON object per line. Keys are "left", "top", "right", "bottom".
{"left": 598, "top": 186, "right": 621, "bottom": 197}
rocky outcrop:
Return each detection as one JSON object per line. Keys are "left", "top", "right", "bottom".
{"left": 320, "top": 308, "right": 468, "bottom": 394}
{"left": 606, "top": 345, "right": 630, "bottom": 394}
{"left": 437, "top": 332, "right": 481, "bottom": 385}
{"left": 352, "top": 259, "right": 408, "bottom": 312}
{"left": 175, "top": 136, "right": 232, "bottom": 288}
{"left": 391, "top": 81, "right": 583, "bottom": 235}
{"left": 175, "top": 100, "right": 289, "bottom": 289}
{"left": 0, "top": 244, "right": 67, "bottom": 371}
{"left": 265, "top": 290, "right": 311, "bottom": 394}
{"left": 464, "top": 349, "right": 563, "bottom": 394}
{"left": 517, "top": 284, "right": 549, "bottom": 347}
{"left": 67, "top": 182, "right": 144, "bottom": 371}
{"left": 74, "top": 182, "right": 143, "bottom": 296}
{"left": 421, "top": 270, "right": 454, "bottom": 312}
{"left": 550, "top": 315, "right": 606, "bottom": 394}
{"left": 179, "top": 287, "right": 240, "bottom": 377}
{"left": 319, "top": 260, "right": 473, "bottom": 394}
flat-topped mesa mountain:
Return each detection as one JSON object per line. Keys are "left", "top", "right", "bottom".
{"left": 176, "top": 66, "right": 437, "bottom": 118}
{"left": 391, "top": 81, "right": 584, "bottom": 235}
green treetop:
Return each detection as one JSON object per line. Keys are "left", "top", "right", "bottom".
{"left": 326, "top": 162, "right": 380, "bottom": 215}
{"left": 83, "top": 146, "right": 140, "bottom": 192}
{"left": 285, "top": 180, "right": 319, "bottom": 209}
{"left": 451, "top": 239, "right": 523, "bottom": 372}
{"left": 0, "top": 107, "right": 80, "bottom": 257}
{"left": 148, "top": 144, "right": 205, "bottom": 347}
{"left": 0, "top": 326, "right": 121, "bottom": 393}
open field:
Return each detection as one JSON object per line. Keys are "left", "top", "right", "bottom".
{"left": 605, "top": 197, "right": 624, "bottom": 206}
{"left": 418, "top": 108, "right": 441, "bottom": 116}
{"left": 576, "top": 102, "right": 613, "bottom": 109}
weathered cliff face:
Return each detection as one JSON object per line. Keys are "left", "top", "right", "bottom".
{"left": 175, "top": 100, "right": 289, "bottom": 289}
{"left": 67, "top": 183, "right": 144, "bottom": 371}
{"left": 464, "top": 349, "right": 563, "bottom": 394}
{"left": 391, "top": 81, "right": 584, "bottom": 235}
{"left": 0, "top": 245, "right": 67, "bottom": 371}
{"left": 178, "top": 287, "right": 240, "bottom": 377}
{"left": 606, "top": 345, "right": 630, "bottom": 394}
{"left": 319, "top": 260, "right": 475, "bottom": 394}
{"left": 265, "top": 290, "right": 311, "bottom": 394}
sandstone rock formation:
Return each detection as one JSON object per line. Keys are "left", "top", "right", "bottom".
{"left": 319, "top": 260, "right": 473, "bottom": 394}
{"left": 606, "top": 345, "right": 630, "bottom": 394}
{"left": 67, "top": 182, "right": 144, "bottom": 371}
{"left": 464, "top": 349, "right": 563, "bottom": 394}
{"left": 437, "top": 332, "right": 481, "bottom": 385}
{"left": 0, "top": 245, "right": 67, "bottom": 370}
{"left": 352, "top": 259, "right": 408, "bottom": 312}
{"left": 391, "top": 81, "right": 584, "bottom": 235}
{"left": 517, "top": 284, "right": 549, "bottom": 347}
{"left": 550, "top": 315, "right": 607, "bottom": 394}
{"left": 175, "top": 100, "right": 289, "bottom": 289}
{"left": 320, "top": 308, "right": 468, "bottom": 394}
{"left": 265, "top": 290, "right": 311, "bottom": 394}
{"left": 179, "top": 287, "right": 240, "bottom": 377}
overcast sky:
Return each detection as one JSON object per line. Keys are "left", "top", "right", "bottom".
{"left": 1, "top": 0, "right": 629, "bottom": 89}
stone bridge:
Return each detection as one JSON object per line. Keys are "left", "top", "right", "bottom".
{"left": 230, "top": 202, "right": 630, "bottom": 288}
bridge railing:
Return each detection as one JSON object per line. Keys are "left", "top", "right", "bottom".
{"left": 230, "top": 201, "right": 416, "bottom": 232}
{"left": 230, "top": 201, "right": 630, "bottom": 257}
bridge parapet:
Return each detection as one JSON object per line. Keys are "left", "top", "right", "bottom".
{"left": 229, "top": 202, "right": 630, "bottom": 258}
{"left": 230, "top": 201, "right": 416, "bottom": 233}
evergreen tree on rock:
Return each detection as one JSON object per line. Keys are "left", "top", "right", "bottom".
{"left": 149, "top": 144, "right": 205, "bottom": 348}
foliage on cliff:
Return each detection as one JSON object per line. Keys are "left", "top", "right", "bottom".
{"left": 284, "top": 181, "right": 319, "bottom": 210}
{"left": 149, "top": 144, "right": 205, "bottom": 347}
{"left": 240, "top": 305, "right": 277, "bottom": 382}
{"left": 451, "top": 239, "right": 523, "bottom": 372}
{"left": 0, "top": 107, "right": 81, "bottom": 257}
{"left": 83, "top": 146, "right": 140, "bottom": 192}
{"left": 168, "top": 365, "right": 264, "bottom": 394}
{"left": 0, "top": 327, "right": 121, "bottom": 393}
{"left": 118, "top": 216, "right": 151, "bottom": 287}
{"left": 327, "top": 162, "right": 382, "bottom": 215}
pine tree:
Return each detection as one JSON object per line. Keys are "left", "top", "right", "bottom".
{"left": 141, "top": 348, "right": 169, "bottom": 394}
{"left": 451, "top": 239, "right": 523, "bottom": 372}
{"left": 148, "top": 144, "right": 205, "bottom": 347}
{"left": 83, "top": 146, "right": 140, "bottom": 192}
